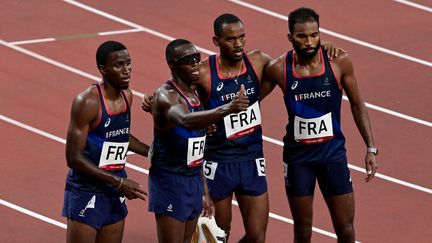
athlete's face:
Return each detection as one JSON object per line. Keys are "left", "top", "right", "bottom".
{"left": 213, "top": 22, "right": 246, "bottom": 62}
{"left": 99, "top": 49, "right": 131, "bottom": 90}
{"left": 288, "top": 21, "right": 320, "bottom": 60}
{"left": 169, "top": 43, "right": 201, "bottom": 83}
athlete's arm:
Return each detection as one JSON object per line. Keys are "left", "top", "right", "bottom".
{"left": 129, "top": 134, "right": 150, "bottom": 157}
{"left": 65, "top": 89, "right": 123, "bottom": 187}
{"left": 336, "top": 53, "right": 378, "bottom": 182}
{"left": 201, "top": 170, "right": 214, "bottom": 218}
{"left": 261, "top": 54, "right": 286, "bottom": 100}
{"left": 123, "top": 88, "right": 150, "bottom": 157}
{"left": 154, "top": 84, "right": 249, "bottom": 130}
{"left": 65, "top": 88, "right": 147, "bottom": 200}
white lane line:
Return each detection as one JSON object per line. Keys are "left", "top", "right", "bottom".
{"left": 0, "top": 199, "right": 67, "bottom": 229}
{"left": 8, "top": 28, "right": 143, "bottom": 46}
{"left": 0, "top": 114, "right": 340, "bottom": 240}
{"left": 0, "top": 39, "right": 145, "bottom": 99}
{"left": 227, "top": 0, "right": 432, "bottom": 68}
{"left": 58, "top": 1, "right": 432, "bottom": 127}
{"left": 9, "top": 38, "right": 56, "bottom": 46}
{"left": 2, "top": 113, "right": 431, "bottom": 195}
{"left": 394, "top": 0, "right": 432, "bottom": 12}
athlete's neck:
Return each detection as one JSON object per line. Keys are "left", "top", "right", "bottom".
{"left": 218, "top": 54, "right": 243, "bottom": 76}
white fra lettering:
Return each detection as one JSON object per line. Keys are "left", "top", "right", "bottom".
{"left": 229, "top": 108, "right": 257, "bottom": 129}
{"left": 294, "top": 113, "right": 333, "bottom": 144}
{"left": 298, "top": 119, "right": 328, "bottom": 135}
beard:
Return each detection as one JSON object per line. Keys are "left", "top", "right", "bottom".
{"left": 293, "top": 40, "right": 321, "bottom": 60}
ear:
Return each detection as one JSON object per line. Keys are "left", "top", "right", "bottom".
{"left": 212, "top": 36, "right": 219, "bottom": 47}
{"left": 287, "top": 33, "right": 293, "bottom": 43}
{"left": 167, "top": 61, "right": 175, "bottom": 69}
{"left": 98, "top": 65, "right": 106, "bottom": 75}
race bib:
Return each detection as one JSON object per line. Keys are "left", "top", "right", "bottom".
{"left": 99, "top": 141, "right": 129, "bottom": 170}
{"left": 223, "top": 101, "right": 262, "bottom": 140}
{"left": 187, "top": 136, "right": 206, "bottom": 167}
{"left": 294, "top": 112, "right": 333, "bottom": 144}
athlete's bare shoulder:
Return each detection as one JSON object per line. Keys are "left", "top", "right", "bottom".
{"left": 246, "top": 50, "right": 272, "bottom": 64}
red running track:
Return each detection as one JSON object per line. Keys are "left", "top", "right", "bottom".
{"left": 1, "top": 1, "right": 431, "bottom": 242}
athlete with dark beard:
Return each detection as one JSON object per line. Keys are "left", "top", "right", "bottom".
{"left": 262, "top": 8, "right": 378, "bottom": 243}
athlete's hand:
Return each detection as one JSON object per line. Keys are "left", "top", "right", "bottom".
{"left": 364, "top": 153, "right": 378, "bottom": 182}
{"left": 321, "top": 41, "right": 344, "bottom": 60}
{"left": 201, "top": 193, "right": 214, "bottom": 218}
{"left": 206, "top": 124, "right": 217, "bottom": 136}
{"left": 229, "top": 84, "right": 249, "bottom": 113}
{"left": 118, "top": 178, "right": 148, "bottom": 200}
{"left": 141, "top": 94, "right": 154, "bottom": 113}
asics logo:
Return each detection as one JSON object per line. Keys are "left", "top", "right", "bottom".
{"left": 291, "top": 81, "right": 298, "bottom": 90}
{"left": 217, "top": 82, "right": 224, "bottom": 91}
{"left": 104, "top": 118, "right": 111, "bottom": 127}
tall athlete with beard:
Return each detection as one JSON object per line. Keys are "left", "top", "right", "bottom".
{"left": 149, "top": 39, "right": 248, "bottom": 243}
{"left": 141, "top": 14, "right": 342, "bottom": 242}
{"left": 63, "top": 41, "right": 150, "bottom": 243}
{"left": 263, "top": 8, "right": 378, "bottom": 243}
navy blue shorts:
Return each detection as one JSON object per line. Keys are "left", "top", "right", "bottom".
{"left": 204, "top": 158, "right": 267, "bottom": 199}
{"left": 62, "top": 190, "right": 127, "bottom": 229}
{"left": 284, "top": 161, "right": 353, "bottom": 197}
{"left": 148, "top": 167, "right": 203, "bottom": 222}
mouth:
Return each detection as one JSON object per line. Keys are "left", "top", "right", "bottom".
{"left": 233, "top": 49, "right": 243, "bottom": 56}
{"left": 122, "top": 76, "right": 131, "bottom": 82}
{"left": 191, "top": 68, "right": 199, "bottom": 75}
{"left": 305, "top": 47, "right": 316, "bottom": 52}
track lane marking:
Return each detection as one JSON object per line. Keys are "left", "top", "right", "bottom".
{"left": 227, "top": 0, "right": 432, "bottom": 67}
{"left": 394, "top": 0, "right": 432, "bottom": 12}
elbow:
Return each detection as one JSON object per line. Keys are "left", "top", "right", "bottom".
{"left": 66, "top": 153, "right": 80, "bottom": 170}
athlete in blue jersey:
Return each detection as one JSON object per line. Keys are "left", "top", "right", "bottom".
{"left": 141, "top": 14, "right": 341, "bottom": 243}
{"left": 150, "top": 39, "right": 249, "bottom": 243}
{"left": 263, "top": 8, "right": 378, "bottom": 243}
{"left": 63, "top": 41, "right": 150, "bottom": 243}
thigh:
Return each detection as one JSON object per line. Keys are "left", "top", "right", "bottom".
{"left": 235, "top": 192, "right": 269, "bottom": 235}
{"left": 96, "top": 219, "right": 125, "bottom": 243}
{"left": 287, "top": 196, "right": 314, "bottom": 225}
{"left": 184, "top": 216, "right": 200, "bottom": 243}
{"left": 324, "top": 192, "right": 355, "bottom": 227}
{"left": 66, "top": 218, "right": 97, "bottom": 243}
{"left": 155, "top": 214, "right": 186, "bottom": 243}
{"left": 211, "top": 195, "right": 233, "bottom": 230}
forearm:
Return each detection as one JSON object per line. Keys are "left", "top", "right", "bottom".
{"left": 128, "top": 134, "right": 149, "bottom": 157}
{"left": 67, "top": 155, "right": 122, "bottom": 187}
{"left": 351, "top": 103, "right": 375, "bottom": 147}
{"left": 173, "top": 104, "right": 231, "bottom": 130}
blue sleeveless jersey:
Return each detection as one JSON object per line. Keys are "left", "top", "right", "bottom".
{"left": 150, "top": 80, "right": 206, "bottom": 176}
{"left": 66, "top": 82, "right": 130, "bottom": 194}
{"left": 283, "top": 48, "right": 346, "bottom": 164}
{"left": 204, "top": 54, "right": 263, "bottom": 162}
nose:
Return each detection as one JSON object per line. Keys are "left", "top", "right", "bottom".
{"left": 305, "top": 37, "right": 313, "bottom": 46}
{"left": 122, "top": 64, "right": 131, "bottom": 74}
{"left": 234, "top": 38, "right": 242, "bottom": 48}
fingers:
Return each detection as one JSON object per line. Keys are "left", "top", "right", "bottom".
{"left": 141, "top": 94, "right": 153, "bottom": 112}
{"left": 365, "top": 159, "right": 378, "bottom": 182}
{"left": 206, "top": 124, "right": 217, "bottom": 136}
{"left": 238, "top": 84, "right": 245, "bottom": 93}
